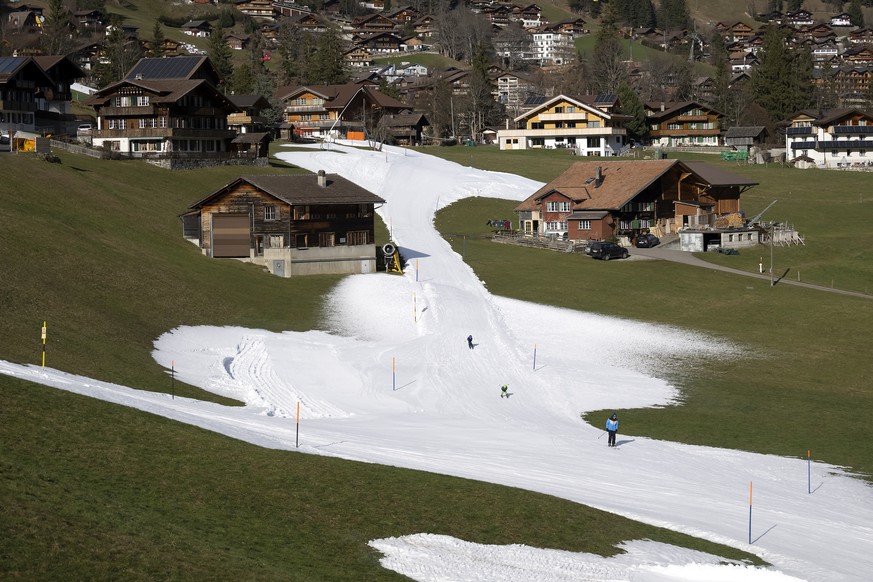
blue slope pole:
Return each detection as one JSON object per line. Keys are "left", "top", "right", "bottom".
{"left": 749, "top": 481, "right": 753, "bottom": 544}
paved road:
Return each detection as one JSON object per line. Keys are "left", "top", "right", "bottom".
{"left": 629, "top": 241, "right": 873, "bottom": 300}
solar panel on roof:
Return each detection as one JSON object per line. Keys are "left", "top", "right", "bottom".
{"left": 594, "top": 94, "right": 616, "bottom": 104}
{"left": 125, "top": 56, "right": 202, "bottom": 80}
{"left": 0, "top": 57, "right": 28, "bottom": 77}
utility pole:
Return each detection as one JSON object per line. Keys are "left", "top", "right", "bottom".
{"left": 770, "top": 223, "right": 775, "bottom": 286}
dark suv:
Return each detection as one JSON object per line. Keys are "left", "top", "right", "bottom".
{"left": 587, "top": 241, "right": 629, "bottom": 260}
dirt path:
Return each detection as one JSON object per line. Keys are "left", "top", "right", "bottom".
{"left": 630, "top": 243, "right": 873, "bottom": 300}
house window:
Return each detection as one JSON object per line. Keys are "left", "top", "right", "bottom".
{"left": 270, "top": 235, "right": 284, "bottom": 248}
{"left": 588, "top": 121, "right": 600, "bottom": 128}
{"left": 586, "top": 137, "right": 601, "bottom": 147}
{"left": 546, "top": 201, "right": 570, "bottom": 212}
{"left": 137, "top": 95, "right": 150, "bottom": 106}
{"left": 347, "top": 230, "right": 369, "bottom": 245}
{"left": 318, "top": 232, "right": 336, "bottom": 247}
{"left": 264, "top": 205, "right": 277, "bottom": 221}
{"left": 578, "top": 219, "right": 591, "bottom": 230}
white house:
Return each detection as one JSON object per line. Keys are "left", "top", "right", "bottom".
{"left": 785, "top": 108, "right": 873, "bottom": 168}
{"left": 497, "top": 94, "right": 629, "bottom": 155}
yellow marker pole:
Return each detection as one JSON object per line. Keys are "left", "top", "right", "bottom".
{"left": 296, "top": 401, "right": 300, "bottom": 448}
{"left": 41, "top": 321, "right": 47, "bottom": 367}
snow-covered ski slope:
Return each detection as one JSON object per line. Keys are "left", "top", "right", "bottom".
{"left": 3, "top": 142, "right": 871, "bottom": 582}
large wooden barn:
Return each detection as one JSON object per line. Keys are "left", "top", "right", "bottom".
{"left": 183, "top": 171, "right": 385, "bottom": 277}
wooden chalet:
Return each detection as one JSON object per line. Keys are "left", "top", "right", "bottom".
{"left": 384, "top": 6, "right": 420, "bottom": 25}
{"left": 274, "top": 82, "right": 410, "bottom": 139}
{"left": 0, "top": 56, "right": 55, "bottom": 136}
{"left": 85, "top": 56, "right": 239, "bottom": 158}
{"left": 848, "top": 28, "right": 873, "bottom": 45}
{"left": 724, "top": 126, "right": 768, "bottom": 148}
{"left": 715, "top": 21, "right": 754, "bottom": 43}
{"left": 234, "top": 0, "right": 275, "bottom": 20}
{"left": 183, "top": 171, "right": 385, "bottom": 277}
{"left": 513, "top": 160, "right": 757, "bottom": 243}
{"left": 227, "top": 94, "right": 271, "bottom": 133}
{"left": 645, "top": 101, "right": 723, "bottom": 147}
{"left": 352, "top": 13, "right": 398, "bottom": 33}
{"left": 343, "top": 46, "right": 374, "bottom": 68}
{"left": 181, "top": 20, "right": 212, "bottom": 37}
{"left": 379, "top": 112, "right": 429, "bottom": 145}
{"left": 352, "top": 31, "right": 403, "bottom": 53}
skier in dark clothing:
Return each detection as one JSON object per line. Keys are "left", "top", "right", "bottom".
{"left": 500, "top": 384, "right": 508, "bottom": 398}
{"left": 606, "top": 413, "right": 619, "bottom": 447}
{"left": 467, "top": 335, "right": 474, "bottom": 349}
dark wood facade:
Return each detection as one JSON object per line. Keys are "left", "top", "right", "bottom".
{"left": 186, "top": 173, "right": 385, "bottom": 276}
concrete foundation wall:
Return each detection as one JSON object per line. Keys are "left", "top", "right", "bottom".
{"left": 261, "top": 245, "right": 377, "bottom": 277}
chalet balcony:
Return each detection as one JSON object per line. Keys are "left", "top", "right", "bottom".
{"left": 284, "top": 105, "right": 328, "bottom": 113}
{"left": 95, "top": 128, "right": 237, "bottom": 139}
{"left": 503, "top": 127, "right": 627, "bottom": 137}
{"left": 787, "top": 126, "right": 813, "bottom": 135}
{"left": 673, "top": 114, "right": 713, "bottom": 121}
{"left": 293, "top": 120, "right": 342, "bottom": 129}
{"left": 804, "top": 139, "right": 873, "bottom": 150}
{"left": 101, "top": 105, "right": 157, "bottom": 116}
{"left": 0, "top": 99, "right": 38, "bottom": 112}
{"left": 538, "top": 112, "right": 599, "bottom": 121}
{"left": 650, "top": 128, "right": 720, "bottom": 137}
{"left": 228, "top": 113, "right": 267, "bottom": 125}
{"left": 832, "top": 125, "right": 873, "bottom": 135}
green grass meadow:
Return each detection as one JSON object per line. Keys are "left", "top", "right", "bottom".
{"left": 1, "top": 146, "right": 769, "bottom": 578}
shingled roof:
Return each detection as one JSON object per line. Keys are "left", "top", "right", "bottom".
{"left": 189, "top": 173, "right": 386, "bottom": 208}
{"left": 515, "top": 159, "right": 757, "bottom": 213}
{"left": 515, "top": 160, "right": 678, "bottom": 212}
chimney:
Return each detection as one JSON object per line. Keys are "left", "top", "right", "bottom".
{"left": 317, "top": 169, "right": 326, "bottom": 187}
{"left": 594, "top": 166, "right": 603, "bottom": 188}
{"left": 660, "top": 101, "right": 665, "bottom": 111}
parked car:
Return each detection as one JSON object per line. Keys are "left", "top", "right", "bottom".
{"left": 636, "top": 233, "right": 660, "bottom": 248}
{"left": 76, "top": 123, "right": 93, "bottom": 135}
{"left": 587, "top": 241, "right": 629, "bottom": 260}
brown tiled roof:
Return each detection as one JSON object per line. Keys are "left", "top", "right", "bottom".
{"left": 515, "top": 159, "right": 756, "bottom": 213}
{"left": 273, "top": 83, "right": 408, "bottom": 110}
{"left": 515, "top": 160, "right": 678, "bottom": 212}
{"left": 86, "top": 79, "right": 239, "bottom": 111}
{"left": 190, "top": 173, "right": 386, "bottom": 208}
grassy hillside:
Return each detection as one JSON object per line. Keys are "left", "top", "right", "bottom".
{"left": 0, "top": 148, "right": 763, "bottom": 578}
{"left": 0, "top": 151, "right": 340, "bottom": 402}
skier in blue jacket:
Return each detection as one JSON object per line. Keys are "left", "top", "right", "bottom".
{"left": 606, "top": 413, "right": 619, "bottom": 447}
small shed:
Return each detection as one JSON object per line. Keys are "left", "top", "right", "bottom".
{"left": 230, "top": 132, "right": 270, "bottom": 157}
{"left": 724, "top": 126, "right": 768, "bottom": 149}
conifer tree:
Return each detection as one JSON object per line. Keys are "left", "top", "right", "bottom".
{"left": 617, "top": 81, "right": 647, "bottom": 140}
{"left": 751, "top": 26, "right": 814, "bottom": 124}
{"left": 147, "top": 20, "right": 165, "bottom": 58}
{"left": 208, "top": 23, "right": 234, "bottom": 89}
{"left": 848, "top": 0, "right": 864, "bottom": 27}
{"left": 306, "top": 26, "right": 348, "bottom": 85}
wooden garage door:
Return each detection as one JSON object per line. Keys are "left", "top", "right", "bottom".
{"left": 212, "top": 213, "right": 250, "bottom": 258}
